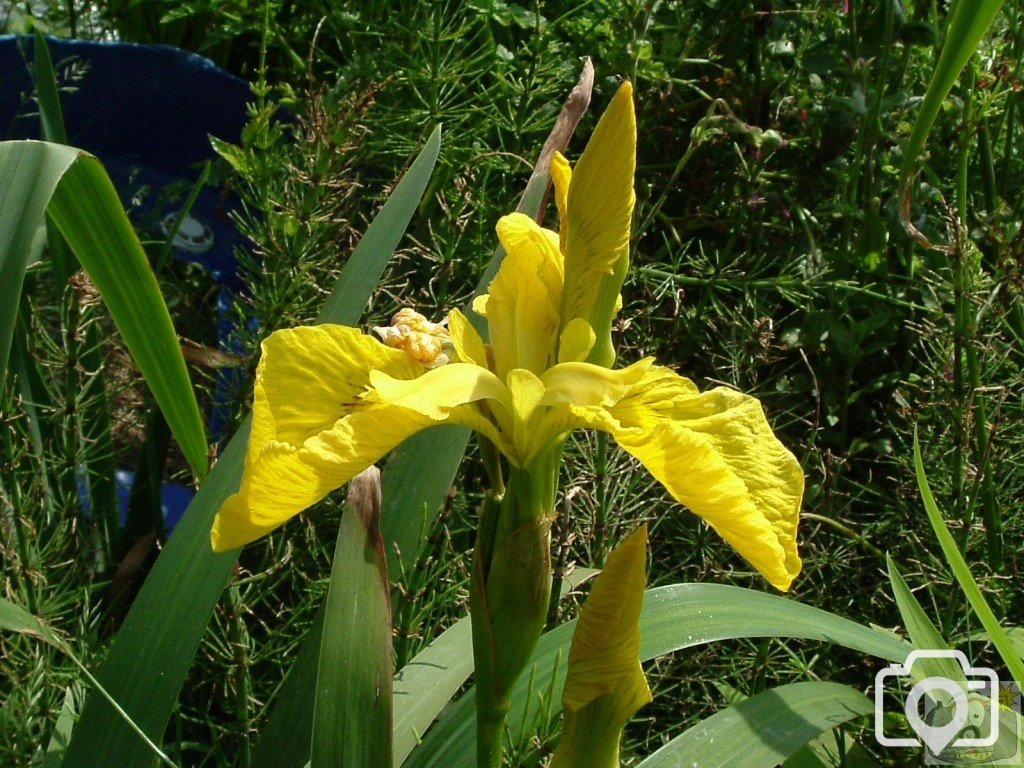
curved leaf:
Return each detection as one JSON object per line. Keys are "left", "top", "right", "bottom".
{"left": 636, "top": 682, "right": 873, "bottom": 768}
{"left": 59, "top": 126, "right": 442, "bottom": 768}
{"left": 403, "top": 583, "right": 909, "bottom": 767}
{"left": 0, "top": 140, "right": 209, "bottom": 478}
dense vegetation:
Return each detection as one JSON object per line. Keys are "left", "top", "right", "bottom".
{"left": 2, "top": 1, "right": 1022, "bottom": 766}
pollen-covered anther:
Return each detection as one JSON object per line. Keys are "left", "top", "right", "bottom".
{"left": 373, "top": 308, "right": 452, "bottom": 368}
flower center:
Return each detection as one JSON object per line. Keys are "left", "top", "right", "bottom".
{"left": 373, "top": 308, "right": 452, "bottom": 368}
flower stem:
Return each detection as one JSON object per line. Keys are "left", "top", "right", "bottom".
{"left": 592, "top": 431, "right": 610, "bottom": 567}
{"left": 470, "top": 456, "right": 559, "bottom": 766}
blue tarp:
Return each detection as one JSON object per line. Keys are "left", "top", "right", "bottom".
{"left": 2, "top": 35, "right": 257, "bottom": 529}
{"left": 1, "top": 34, "right": 252, "bottom": 287}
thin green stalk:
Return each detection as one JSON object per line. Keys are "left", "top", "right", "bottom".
{"left": 949, "top": 67, "right": 971, "bottom": 537}
{"left": 0, "top": 416, "right": 38, "bottom": 615}
{"left": 592, "top": 431, "right": 611, "bottom": 567}
{"left": 636, "top": 266, "right": 928, "bottom": 311}
{"left": 953, "top": 61, "right": 1002, "bottom": 568}
{"left": 800, "top": 513, "right": 884, "bottom": 559}
{"left": 69, "top": 654, "right": 181, "bottom": 768}
{"left": 977, "top": 119, "right": 997, "bottom": 218}
{"left": 841, "top": 0, "right": 895, "bottom": 256}
{"left": 225, "top": 585, "right": 253, "bottom": 768}
{"left": 546, "top": 493, "right": 572, "bottom": 628}
{"left": 155, "top": 162, "right": 211, "bottom": 275}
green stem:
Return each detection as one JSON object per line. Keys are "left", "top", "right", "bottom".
{"left": 949, "top": 62, "right": 973, "bottom": 542}
{"left": 0, "top": 416, "right": 38, "bottom": 615}
{"left": 592, "top": 431, "right": 610, "bottom": 567}
{"left": 225, "top": 585, "right": 253, "bottom": 768}
{"left": 471, "top": 453, "right": 560, "bottom": 767}
{"left": 800, "top": 512, "right": 884, "bottom": 559}
{"left": 476, "top": 707, "right": 507, "bottom": 768}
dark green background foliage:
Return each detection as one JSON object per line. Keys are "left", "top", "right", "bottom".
{"left": 2, "top": 1, "right": 1023, "bottom": 766}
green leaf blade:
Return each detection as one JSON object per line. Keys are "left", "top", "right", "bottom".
{"left": 0, "top": 141, "right": 78, "bottom": 382}
{"left": 44, "top": 153, "right": 210, "bottom": 479}
{"left": 403, "top": 583, "right": 909, "bottom": 768}
{"left": 913, "top": 433, "right": 1024, "bottom": 687}
{"left": 636, "top": 682, "right": 874, "bottom": 768}
{"left": 312, "top": 469, "right": 393, "bottom": 767}
{"left": 60, "top": 130, "right": 442, "bottom": 768}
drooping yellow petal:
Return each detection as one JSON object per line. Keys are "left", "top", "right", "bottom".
{"left": 368, "top": 363, "right": 514, "bottom": 455}
{"left": 560, "top": 82, "right": 636, "bottom": 367}
{"left": 487, "top": 212, "right": 564, "bottom": 379}
{"left": 551, "top": 525, "right": 651, "bottom": 768}
{"left": 544, "top": 361, "right": 802, "bottom": 590}
{"left": 550, "top": 151, "right": 572, "bottom": 253}
{"left": 212, "top": 406, "right": 432, "bottom": 551}
{"left": 211, "top": 324, "right": 433, "bottom": 552}
{"left": 247, "top": 324, "right": 421, "bottom": 449}
{"left": 369, "top": 363, "right": 507, "bottom": 420}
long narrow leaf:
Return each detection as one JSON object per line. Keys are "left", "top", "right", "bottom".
{"left": 635, "top": 682, "right": 874, "bottom": 768}
{"left": 913, "top": 433, "right": 1024, "bottom": 687}
{"left": 312, "top": 468, "right": 393, "bottom": 767}
{"left": 403, "top": 583, "right": 910, "bottom": 768}
{"left": 32, "top": 31, "right": 77, "bottom": 288}
{"left": 0, "top": 141, "right": 76, "bottom": 383}
{"left": 30, "top": 36, "right": 120, "bottom": 556}
{"left": 1, "top": 597, "right": 178, "bottom": 767}
{"left": 59, "top": 126, "right": 441, "bottom": 768}
{"left": 886, "top": 555, "right": 964, "bottom": 683}
{"left": 898, "top": 0, "right": 1005, "bottom": 235}
{"left": 32, "top": 31, "right": 68, "bottom": 144}
{"left": 45, "top": 149, "right": 209, "bottom": 479}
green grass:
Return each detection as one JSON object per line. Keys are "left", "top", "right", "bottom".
{"left": 4, "top": 2, "right": 1024, "bottom": 766}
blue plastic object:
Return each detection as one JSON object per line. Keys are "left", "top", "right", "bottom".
{"left": 2, "top": 35, "right": 254, "bottom": 531}
{"left": 0, "top": 34, "right": 251, "bottom": 287}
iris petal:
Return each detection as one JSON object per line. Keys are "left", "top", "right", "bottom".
{"left": 550, "top": 151, "right": 572, "bottom": 254}
{"left": 560, "top": 82, "right": 636, "bottom": 366}
{"left": 447, "top": 307, "right": 488, "bottom": 367}
{"left": 487, "top": 213, "right": 564, "bottom": 378}
{"left": 369, "top": 362, "right": 514, "bottom": 454}
{"left": 211, "top": 324, "right": 430, "bottom": 552}
{"left": 552, "top": 525, "right": 651, "bottom": 768}
{"left": 544, "top": 361, "right": 802, "bottom": 590}
{"left": 212, "top": 407, "right": 432, "bottom": 551}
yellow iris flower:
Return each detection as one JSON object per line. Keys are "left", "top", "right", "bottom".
{"left": 551, "top": 524, "right": 652, "bottom": 768}
{"left": 210, "top": 82, "right": 803, "bottom": 592}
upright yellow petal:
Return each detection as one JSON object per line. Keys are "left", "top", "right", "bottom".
{"left": 560, "top": 82, "right": 636, "bottom": 367}
{"left": 211, "top": 324, "right": 430, "bottom": 552}
{"left": 447, "top": 307, "right": 488, "bottom": 367}
{"left": 543, "top": 361, "right": 802, "bottom": 590}
{"left": 487, "top": 213, "right": 564, "bottom": 379}
{"left": 551, "top": 525, "right": 651, "bottom": 768}
{"left": 550, "top": 151, "right": 572, "bottom": 253}
{"left": 557, "top": 318, "right": 596, "bottom": 364}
